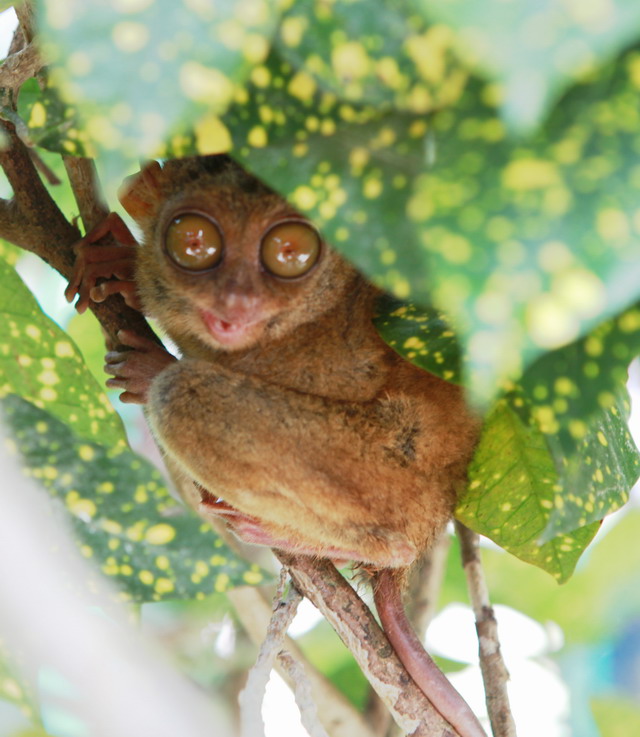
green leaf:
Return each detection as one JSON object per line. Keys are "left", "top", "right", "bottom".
{"left": 458, "top": 397, "right": 598, "bottom": 582}
{"left": 0, "top": 640, "right": 39, "bottom": 726}
{"left": 0, "top": 256, "right": 126, "bottom": 448}
{"left": 518, "top": 302, "right": 640, "bottom": 539}
{"left": 519, "top": 302, "right": 640, "bottom": 440}
{"left": 2, "top": 394, "right": 269, "bottom": 602}
{"left": 415, "top": 0, "right": 640, "bottom": 131}
{"left": 36, "top": 0, "right": 281, "bottom": 164}
{"left": 414, "top": 50, "right": 640, "bottom": 399}
{"left": 592, "top": 696, "right": 640, "bottom": 737}
{"left": 457, "top": 381, "right": 638, "bottom": 581}
{"left": 275, "top": 0, "right": 467, "bottom": 112}
{"left": 210, "top": 46, "right": 433, "bottom": 301}
{"left": 373, "top": 294, "right": 462, "bottom": 383}
{"left": 16, "top": 79, "right": 90, "bottom": 156}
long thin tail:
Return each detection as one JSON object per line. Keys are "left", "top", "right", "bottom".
{"left": 373, "top": 569, "right": 488, "bottom": 737}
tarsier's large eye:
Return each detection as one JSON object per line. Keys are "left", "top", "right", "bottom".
{"left": 164, "top": 213, "right": 223, "bottom": 271}
{"left": 261, "top": 221, "right": 321, "bottom": 279}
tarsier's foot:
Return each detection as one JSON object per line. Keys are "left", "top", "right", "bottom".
{"left": 104, "top": 329, "right": 176, "bottom": 404}
{"left": 199, "top": 493, "right": 379, "bottom": 564}
{"left": 65, "top": 212, "right": 141, "bottom": 313}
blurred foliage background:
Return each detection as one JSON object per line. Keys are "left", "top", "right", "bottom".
{"left": 0, "top": 1, "right": 640, "bottom": 736}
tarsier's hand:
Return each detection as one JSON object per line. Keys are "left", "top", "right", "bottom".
{"left": 64, "top": 212, "right": 142, "bottom": 313}
{"left": 105, "top": 330, "right": 177, "bottom": 404}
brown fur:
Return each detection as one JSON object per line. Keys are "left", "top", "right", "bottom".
{"left": 69, "top": 155, "right": 487, "bottom": 735}
{"left": 118, "top": 155, "right": 480, "bottom": 569}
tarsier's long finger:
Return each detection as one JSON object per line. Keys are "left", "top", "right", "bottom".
{"left": 90, "top": 278, "right": 139, "bottom": 309}
{"left": 65, "top": 247, "right": 137, "bottom": 312}
{"left": 118, "top": 391, "right": 146, "bottom": 405}
{"left": 116, "top": 329, "right": 166, "bottom": 353}
{"left": 105, "top": 372, "right": 150, "bottom": 397}
{"left": 83, "top": 211, "right": 138, "bottom": 247}
{"left": 104, "top": 355, "right": 126, "bottom": 373}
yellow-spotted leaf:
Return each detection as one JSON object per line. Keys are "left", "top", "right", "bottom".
{"left": 275, "top": 0, "right": 467, "bottom": 112}
{"left": 415, "top": 0, "right": 640, "bottom": 132}
{"left": 16, "top": 79, "right": 91, "bottom": 156}
{"left": 373, "top": 294, "right": 463, "bottom": 384}
{"left": 414, "top": 51, "right": 640, "bottom": 399}
{"left": 458, "top": 382, "right": 639, "bottom": 580}
{"left": 0, "top": 256, "right": 126, "bottom": 448}
{"left": 0, "top": 640, "right": 40, "bottom": 726}
{"left": 457, "top": 396, "right": 602, "bottom": 583}
{"left": 211, "top": 47, "right": 434, "bottom": 301}
{"left": 2, "top": 394, "right": 269, "bottom": 602}
{"left": 520, "top": 303, "right": 640, "bottom": 443}
{"left": 36, "top": 0, "right": 280, "bottom": 166}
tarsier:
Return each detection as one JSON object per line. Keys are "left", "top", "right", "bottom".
{"left": 66, "top": 155, "right": 484, "bottom": 737}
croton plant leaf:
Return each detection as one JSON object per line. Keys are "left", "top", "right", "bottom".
{"left": 2, "top": 393, "right": 268, "bottom": 602}
{"left": 414, "top": 0, "right": 640, "bottom": 132}
{"left": 0, "top": 255, "right": 126, "bottom": 448}
{"left": 0, "top": 639, "right": 40, "bottom": 726}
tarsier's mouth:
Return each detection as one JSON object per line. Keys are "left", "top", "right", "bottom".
{"left": 199, "top": 308, "right": 260, "bottom": 347}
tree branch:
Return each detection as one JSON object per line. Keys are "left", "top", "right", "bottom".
{"left": 228, "top": 584, "right": 375, "bottom": 737}
{"left": 239, "top": 571, "right": 305, "bottom": 737}
{"left": 0, "top": 124, "right": 155, "bottom": 347}
{"left": 279, "top": 553, "right": 461, "bottom": 737}
{"left": 455, "top": 522, "right": 517, "bottom": 737}
{"left": 0, "top": 42, "right": 44, "bottom": 91}
{"left": 62, "top": 155, "right": 110, "bottom": 230}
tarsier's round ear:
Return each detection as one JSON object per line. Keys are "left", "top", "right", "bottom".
{"left": 118, "top": 160, "right": 163, "bottom": 219}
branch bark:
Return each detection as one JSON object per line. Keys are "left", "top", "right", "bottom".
{"left": 279, "top": 553, "right": 462, "bottom": 737}
{"left": 228, "top": 584, "right": 376, "bottom": 737}
{"left": 0, "top": 42, "right": 44, "bottom": 91}
{"left": 239, "top": 572, "right": 307, "bottom": 737}
{"left": 455, "top": 522, "right": 517, "bottom": 737}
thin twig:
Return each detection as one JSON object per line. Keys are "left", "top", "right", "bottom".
{"left": 238, "top": 570, "right": 303, "bottom": 737}
{"left": 62, "top": 156, "right": 110, "bottom": 231}
{"left": 228, "top": 584, "right": 375, "bottom": 737}
{"left": 278, "top": 651, "right": 330, "bottom": 737}
{"left": 15, "top": 2, "right": 36, "bottom": 45}
{"left": 30, "top": 150, "right": 61, "bottom": 185}
{"left": 407, "top": 529, "right": 452, "bottom": 645}
{"left": 455, "top": 522, "right": 517, "bottom": 737}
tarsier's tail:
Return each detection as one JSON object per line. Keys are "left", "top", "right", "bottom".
{"left": 373, "top": 568, "right": 489, "bottom": 737}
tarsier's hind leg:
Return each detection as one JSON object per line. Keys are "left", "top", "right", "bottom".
{"left": 146, "top": 358, "right": 458, "bottom": 568}
{"left": 199, "top": 493, "right": 365, "bottom": 563}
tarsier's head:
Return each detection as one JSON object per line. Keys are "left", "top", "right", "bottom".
{"left": 119, "top": 155, "right": 357, "bottom": 352}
